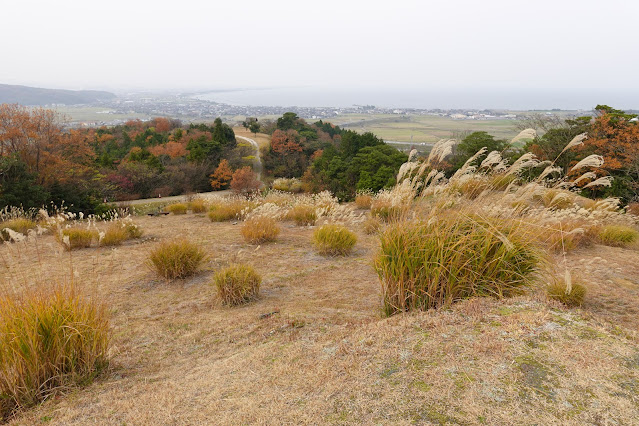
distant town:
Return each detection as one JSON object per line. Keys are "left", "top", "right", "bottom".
{"left": 56, "top": 92, "right": 575, "bottom": 128}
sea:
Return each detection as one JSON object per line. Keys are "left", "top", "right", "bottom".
{"left": 193, "top": 87, "right": 639, "bottom": 111}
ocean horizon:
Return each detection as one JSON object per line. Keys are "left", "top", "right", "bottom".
{"left": 193, "top": 87, "right": 639, "bottom": 111}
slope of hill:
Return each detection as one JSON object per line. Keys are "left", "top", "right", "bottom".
{"left": 0, "top": 83, "right": 116, "bottom": 105}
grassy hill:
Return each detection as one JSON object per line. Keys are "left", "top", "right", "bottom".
{"left": 0, "top": 83, "right": 116, "bottom": 106}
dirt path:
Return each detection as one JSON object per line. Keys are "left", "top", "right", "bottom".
{"left": 236, "top": 135, "right": 262, "bottom": 180}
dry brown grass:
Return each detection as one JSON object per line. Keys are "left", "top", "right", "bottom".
{"left": 286, "top": 204, "right": 316, "bottom": 226}
{"left": 354, "top": 193, "right": 373, "bottom": 209}
{"left": 214, "top": 264, "right": 261, "bottom": 306}
{"left": 147, "top": 239, "right": 207, "bottom": 279}
{"left": 2, "top": 212, "right": 639, "bottom": 425}
{"left": 166, "top": 203, "right": 188, "bottom": 215}
{"left": 188, "top": 199, "right": 208, "bottom": 213}
{"left": 241, "top": 216, "right": 280, "bottom": 244}
{"left": 56, "top": 228, "right": 98, "bottom": 251}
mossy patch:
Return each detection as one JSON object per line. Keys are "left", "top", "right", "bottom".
{"left": 515, "top": 355, "right": 559, "bottom": 401}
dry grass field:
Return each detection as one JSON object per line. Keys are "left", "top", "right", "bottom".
{"left": 2, "top": 207, "right": 639, "bottom": 425}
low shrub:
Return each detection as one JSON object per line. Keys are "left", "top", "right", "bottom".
{"left": 241, "top": 216, "right": 280, "bottom": 244}
{"left": 57, "top": 228, "right": 98, "bottom": 250}
{"left": 188, "top": 199, "right": 207, "bottom": 213}
{"left": 355, "top": 194, "right": 373, "bottom": 210}
{"left": 208, "top": 201, "right": 247, "bottom": 222}
{"left": 148, "top": 239, "right": 207, "bottom": 279}
{"left": 0, "top": 218, "right": 37, "bottom": 240}
{"left": 0, "top": 284, "right": 109, "bottom": 420}
{"left": 313, "top": 224, "right": 357, "bottom": 256}
{"left": 166, "top": 203, "right": 188, "bottom": 215}
{"left": 547, "top": 276, "right": 586, "bottom": 307}
{"left": 287, "top": 205, "right": 316, "bottom": 226}
{"left": 598, "top": 224, "right": 639, "bottom": 247}
{"left": 100, "top": 224, "right": 129, "bottom": 247}
{"left": 214, "top": 264, "right": 261, "bottom": 306}
{"left": 375, "top": 215, "right": 542, "bottom": 316}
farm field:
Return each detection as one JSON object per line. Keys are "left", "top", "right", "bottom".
{"left": 3, "top": 200, "right": 639, "bottom": 425}
{"left": 328, "top": 114, "right": 521, "bottom": 143}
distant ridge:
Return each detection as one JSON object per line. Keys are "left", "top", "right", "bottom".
{"left": 0, "top": 83, "right": 116, "bottom": 106}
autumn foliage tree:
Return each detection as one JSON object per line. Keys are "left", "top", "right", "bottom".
{"left": 210, "top": 159, "right": 233, "bottom": 190}
{"left": 230, "top": 166, "right": 261, "bottom": 196}
{"left": 576, "top": 106, "right": 639, "bottom": 200}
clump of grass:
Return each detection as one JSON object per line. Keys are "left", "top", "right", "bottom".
{"left": 0, "top": 218, "right": 37, "bottom": 240}
{"left": 214, "top": 264, "right": 261, "bottom": 306}
{"left": 99, "top": 224, "right": 129, "bottom": 247}
{"left": 355, "top": 193, "right": 373, "bottom": 210}
{"left": 147, "top": 239, "right": 207, "bottom": 279}
{"left": 546, "top": 275, "right": 586, "bottom": 307}
{"left": 287, "top": 205, "right": 316, "bottom": 226}
{"left": 272, "top": 177, "right": 302, "bottom": 193}
{"left": 241, "top": 217, "right": 280, "bottom": 244}
{"left": 453, "top": 176, "right": 489, "bottom": 199}
{"left": 313, "top": 224, "right": 357, "bottom": 256}
{"left": 627, "top": 202, "right": 639, "bottom": 216}
{"left": 188, "top": 199, "right": 207, "bottom": 213}
{"left": 370, "top": 200, "right": 405, "bottom": 222}
{"left": 539, "top": 189, "right": 574, "bottom": 210}
{"left": 375, "top": 215, "right": 542, "bottom": 316}
{"left": 57, "top": 228, "right": 98, "bottom": 251}
{"left": 208, "top": 201, "right": 247, "bottom": 222}
{"left": 0, "top": 284, "right": 109, "bottom": 420}
{"left": 124, "top": 222, "right": 143, "bottom": 239}
{"left": 166, "top": 203, "right": 188, "bottom": 215}
{"left": 490, "top": 173, "right": 516, "bottom": 191}
{"left": 598, "top": 224, "right": 639, "bottom": 247}
{"left": 362, "top": 216, "right": 382, "bottom": 235}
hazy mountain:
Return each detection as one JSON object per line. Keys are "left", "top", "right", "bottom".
{"left": 0, "top": 83, "right": 116, "bottom": 106}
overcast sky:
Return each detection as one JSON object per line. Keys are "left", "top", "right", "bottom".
{"left": 2, "top": 0, "right": 638, "bottom": 92}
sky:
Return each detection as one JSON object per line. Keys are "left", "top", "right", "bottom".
{"left": 1, "top": 0, "right": 638, "bottom": 94}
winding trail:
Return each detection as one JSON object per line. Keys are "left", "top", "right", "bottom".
{"left": 236, "top": 135, "right": 262, "bottom": 180}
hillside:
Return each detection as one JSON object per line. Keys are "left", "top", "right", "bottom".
{"left": 0, "top": 83, "right": 116, "bottom": 105}
{"left": 3, "top": 202, "right": 639, "bottom": 425}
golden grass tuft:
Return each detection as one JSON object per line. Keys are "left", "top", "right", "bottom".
{"left": 0, "top": 284, "right": 109, "bottom": 421}
{"left": 597, "top": 224, "right": 639, "bottom": 247}
{"left": 546, "top": 277, "right": 587, "bottom": 307}
{"left": 188, "top": 199, "right": 207, "bottom": 213}
{"left": 375, "top": 215, "right": 542, "bottom": 316}
{"left": 370, "top": 200, "right": 405, "bottom": 222}
{"left": 355, "top": 194, "right": 373, "bottom": 210}
{"left": 453, "top": 177, "right": 489, "bottom": 199}
{"left": 287, "top": 205, "right": 316, "bottom": 226}
{"left": 0, "top": 218, "right": 37, "bottom": 240}
{"left": 208, "top": 201, "right": 247, "bottom": 222}
{"left": 166, "top": 203, "right": 188, "bottom": 215}
{"left": 241, "top": 217, "right": 280, "bottom": 244}
{"left": 147, "top": 239, "right": 207, "bottom": 279}
{"left": 214, "top": 264, "right": 261, "bottom": 306}
{"left": 362, "top": 216, "right": 382, "bottom": 235}
{"left": 313, "top": 224, "right": 357, "bottom": 256}
{"left": 57, "top": 228, "right": 98, "bottom": 251}
{"left": 124, "top": 222, "right": 143, "bottom": 239}
{"left": 99, "top": 225, "right": 129, "bottom": 247}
